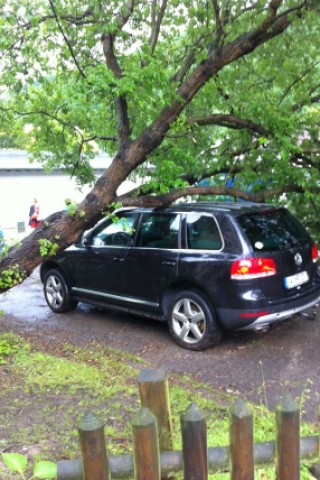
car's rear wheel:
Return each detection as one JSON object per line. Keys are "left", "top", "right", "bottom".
{"left": 44, "top": 269, "right": 77, "bottom": 313}
{"left": 168, "top": 289, "right": 223, "bottom": 351}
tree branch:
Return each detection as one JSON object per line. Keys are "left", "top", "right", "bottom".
{"left": 0, "top": 106, "right": 116, "bottom": 146}
{"left": 150, "top": 0, "right": 168, "bottom": 53}
{"left": 117, "top": 183, "right": 305, "bottom": 207}
{"left": 171, "top": 36, "right": 204, "bottom": 83}
{"left": 280, "top": 60, "right": 320, "bottom": 104}
{"left": 101, "top": 33, "right": 131, "bottom": 147}
{"left": 311, "top": 94, "right": 320, "bottom": 104}
{"left": 60, "top": 9, "right": 95, "bottom": 26}
{"left": 48, "top": 0, "right": 86, "bottom": 78}
{"left": 99, "top": 0, "right": 134, "bottom": 147}
{"left": 114, "top": 0, "right": 135, "bottom": 30}
{"left": 187, "top": 113, "right": 270, "bottom": 136}
{"left": 171, "top": 48, "right": 196, "bottom": 83}
{"left": 228, "top": 2, "right": 264, "bottom": 24}
{"left": 210, "top": 0, "right": 225, "bottom": 51}
{"left": 293, "top": 87, "right": 320, "bottom": 111}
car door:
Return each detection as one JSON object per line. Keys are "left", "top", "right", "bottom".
{"left": 124, "top": 212, "right": 181, "bottom": 310}
{"left": 236, "top": 208, "right": 318, "bottom": 301}
{"left": 177, "top": 212, "right": 228, "bottom": 300}
{"left": 73, "top": 212, "right": 139, "bottom": 302}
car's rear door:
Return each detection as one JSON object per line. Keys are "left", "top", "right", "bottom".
{"left": 237, "top": 208, "right": 318, "bottom": 302}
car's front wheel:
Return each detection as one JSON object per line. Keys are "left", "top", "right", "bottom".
{"left": 167, "top": 289, "right": 223, "bottom": 351}
{"left": 43, "top": 269, "right": 77, "bottom": 313}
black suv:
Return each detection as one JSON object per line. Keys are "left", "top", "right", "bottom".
{"left": 40, "top": 202, "right": 320, "bottom": 350}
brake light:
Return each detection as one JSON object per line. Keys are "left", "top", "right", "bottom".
{"left": 312, "top": 244, "right": 318, "bottom": 263}
{"left": 231, "top": 258, "right": 277, "bottom": 280}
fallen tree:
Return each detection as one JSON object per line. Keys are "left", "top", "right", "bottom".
{"left": 0, "top": 0, "right": 319, "bottom": 292}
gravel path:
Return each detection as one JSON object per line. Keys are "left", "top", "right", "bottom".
{"left": 1, "top": 270, "right": 320, "bottom": 424}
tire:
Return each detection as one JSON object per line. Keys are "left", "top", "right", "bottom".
{"left": 43, "top": 269, "right": 77, "bottom": 313}
{"left": 167, "top": 289, "right": 223, "bottom": 351}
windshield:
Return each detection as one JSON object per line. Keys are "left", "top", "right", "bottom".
{"left": 238, "top": 209, "right": 311, "bottom": 252}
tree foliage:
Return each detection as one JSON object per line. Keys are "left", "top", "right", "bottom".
{"left": 0, "top": 0, "right": 319, "bottom": 290}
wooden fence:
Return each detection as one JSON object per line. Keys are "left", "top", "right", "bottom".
{"left": 57, "top": 368, "right": 319, "bottom": 480}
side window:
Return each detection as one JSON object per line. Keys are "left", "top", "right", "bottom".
{"left": 90, "top": 214, "right": 136, "bottom": 247}
{"left": 187, "top": 214, "right": 222, "bottom": 250}
{"left": 136, "top": 213, "right": 180, "bottom": 249}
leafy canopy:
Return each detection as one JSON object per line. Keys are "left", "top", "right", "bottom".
{"left": 0, "top": 1, "right": 319, "bottom": 250}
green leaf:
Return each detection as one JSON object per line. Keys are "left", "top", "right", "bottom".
{"left": 33, "top": 461, "right": 57, "bottom": 479}
{"left": 1, "top": 452, "right": 27, "bottom": 475}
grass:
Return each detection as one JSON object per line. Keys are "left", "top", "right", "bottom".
{"left": 0, "top": 332, "right": 317, "bottom": 479}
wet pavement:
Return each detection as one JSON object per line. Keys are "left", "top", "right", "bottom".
{"left": 1, "top": 269, "right": 320, "bottom": 424}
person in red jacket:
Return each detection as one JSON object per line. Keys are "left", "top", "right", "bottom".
{"left": 29, "top": 198, "right": 42, "bottom": 228}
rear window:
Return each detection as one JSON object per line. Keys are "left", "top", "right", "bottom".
{"left": 238, "top": 209, "right": 310, "bottom": 252}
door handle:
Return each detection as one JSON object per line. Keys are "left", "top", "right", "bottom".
{"left": 113, "top": 257, "right": 125, "bottom": 262}
{"left": 162, "top": 260, "right": 176, "bottom": 266}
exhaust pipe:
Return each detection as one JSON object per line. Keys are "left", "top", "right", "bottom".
{"left": 299, "top": 304, "right": 319, "bottom": 321}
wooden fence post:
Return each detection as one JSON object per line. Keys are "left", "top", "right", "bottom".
{"left": 229, "top": 398, "right": 254, "bottom": 480}
{"left": 138, "top": 369, "right": 173, "bottom": 452}
{"left": 77, "top": 411, "right": 110, "bottom": 480}
{"left": 132, "top": 407, "right": 161, "bottom": 480}
{"left": 57, "top": 434, "right": 320, "bottom": 479}
{"left": 275, "top": 395, "right": 300, "bottom": 480}
{"left": 181, "top": 403, "right": 207, "bottom": 480}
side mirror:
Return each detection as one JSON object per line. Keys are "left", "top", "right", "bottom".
{"left": 83, "top": 235, "right": 91, "bottom": 246}
{"left": 74, "top": 232, "right": 89, "bottom": 247}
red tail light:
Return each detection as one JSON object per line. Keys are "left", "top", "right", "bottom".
{"left": 231, "top": 258, "right": 277, "bottom": 280}
{"left": 312, "top": 244, "right": 318, "bottom": 263}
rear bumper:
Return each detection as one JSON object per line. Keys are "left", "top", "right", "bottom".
{"left": 238, "top": 294, "right": 320, "bottom": 331}
{"left": 217, "top": 288, "right": 320, "bottom": 331}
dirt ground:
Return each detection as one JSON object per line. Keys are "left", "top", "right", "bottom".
{"left": 1, "top": 269, "right": 320, "bottom": 428}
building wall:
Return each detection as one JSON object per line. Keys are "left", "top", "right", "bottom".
{"left": 1, "top": 174, "right": 92, "bottom": 235}
{"left": 0, "top": 150, "right": 137, "bottom": 240}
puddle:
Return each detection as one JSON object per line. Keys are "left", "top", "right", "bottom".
{"left": 0, "top": 274, "right": 49, "bottom": 321}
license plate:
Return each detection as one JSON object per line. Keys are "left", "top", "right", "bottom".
{"left": 284, "top": 271, "right": 309, "bottom": 289}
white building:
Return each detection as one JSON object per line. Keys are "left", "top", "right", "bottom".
{"left": 0, "top": 149, "right": 135, "bottom": 240}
